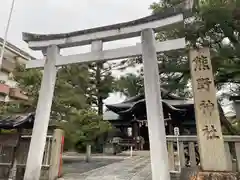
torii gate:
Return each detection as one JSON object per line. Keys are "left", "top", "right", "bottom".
{"left": 22, "top": 8, "right": 189, "bottom": 180}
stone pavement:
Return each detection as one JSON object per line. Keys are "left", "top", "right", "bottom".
{"left": 62, "top": 151, "right": 180, "bottom": 180}
{"left": 63, "top": 156, "right": 152, "bottom": 180}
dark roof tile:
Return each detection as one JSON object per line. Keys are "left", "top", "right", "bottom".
{"left": 0, "top": 113, "right": 35, "bottom": 129}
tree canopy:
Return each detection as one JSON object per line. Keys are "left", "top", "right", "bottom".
{"left": 1, "top": 0, "right": 240, "bottom": 148}
{"left": 0, "top": 63, "right": 115, "bottom": 151}
{"left": 58, "top": 109, "right": 112, "bottom": 151}
{"left": 112, "top": 0, "right": 240, "bottom": 133}
{"left": 114, "top": 0, "right": 240, "bottom": 99}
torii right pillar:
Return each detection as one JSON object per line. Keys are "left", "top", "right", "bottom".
{"left": 183, "top": 48, "right": 240, "bottom": 179}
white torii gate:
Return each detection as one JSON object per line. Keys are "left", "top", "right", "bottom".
{"left": 22, "top": 8, "right": 189, "bottom": 180}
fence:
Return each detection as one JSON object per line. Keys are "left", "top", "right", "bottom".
{"left": 166, "top": 135, "right": 240, "bottom": 172}
{"left": 0, "top": 129, "right": 63, "bottom": 180}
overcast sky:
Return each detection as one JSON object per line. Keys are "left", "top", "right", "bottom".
{"left": 0, "top": 0, "right": 156, "bottom": 57}
{"left": 0, "top": 0, "right": 156, "bottom": 105}
{"left": 0, "top": 0, "right": 234, "bottom": 113}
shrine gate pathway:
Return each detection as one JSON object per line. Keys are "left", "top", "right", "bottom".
{"left": 62, "top": 152, "right": 180, "bottom": 180}
{"left": 63, "top": 155, "right": 151, "bottom": 180}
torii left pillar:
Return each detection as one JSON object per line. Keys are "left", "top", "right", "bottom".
{"left": 24, "top": 45, "right": 59, "bottom": 180}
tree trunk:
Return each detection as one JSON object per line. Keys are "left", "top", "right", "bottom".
{"left": 218, "top": 103, "right": 238, "bottom": 135}
{"left": 98, "top": 96, "right": 103, "bottom": 115}
{"left": 96, "top": 63, "right": 103, "bottom": 115}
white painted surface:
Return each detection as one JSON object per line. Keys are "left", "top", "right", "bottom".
{"left": 103, "top": 110, "right": 119, "bottom": 120}
{"left": 0, "top": 71, "right": 9, "bottom": 82}
{"left": 24, "top": 45, "right": 59, "bottom": 180}
{"left": 26, "top": 38, "right": 186, "bottom": 68}
{"left": 27, "top": 14, "right": 184, "bottom": 50}
{"left": 141, "top": 29, "right": 170, "bottom": 180}
{"left": 6, "top": 79, "right": 17, "bottom": 88}
{"left": 0, "top": 70, "right": 15, "bottom": 102}
{"left": 0, "top": 70, "right": 22, "bottom": 102}
{"left": 130, "top": 146, "right": 133, "bottom": 157}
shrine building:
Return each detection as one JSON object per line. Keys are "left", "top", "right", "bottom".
{"left": 103, "top": 88, "right": 235, "bottom": 150}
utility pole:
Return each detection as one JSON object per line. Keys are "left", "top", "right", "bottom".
{"left": 0, "top": 0, "right": 16, "bottom": 68}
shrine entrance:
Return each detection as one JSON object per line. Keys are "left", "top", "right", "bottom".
{"left": 21, "top": 6, "right": 195, "bottom": 180}
{"left": 131, "top": 120, "right": 150, "bottom": 150}
{"left": 139, "top": 122, "right": 150, "bottom": 150}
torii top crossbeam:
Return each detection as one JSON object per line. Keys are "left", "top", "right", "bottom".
{"left": 23, "top": 8, "right": 189, "bottom": 50}
{"left": 23, "top": 8, "right": 190, "bottom": 69}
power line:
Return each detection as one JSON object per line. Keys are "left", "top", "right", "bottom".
{"left": 0, "top": 0, "right": 16, "bottom": 68}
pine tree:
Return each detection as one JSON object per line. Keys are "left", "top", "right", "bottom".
{"left": 115, "top": 0, "right": 240, "bottom": 98}
{"left": 0, "top": 63, "right": 113, "bottom": 150}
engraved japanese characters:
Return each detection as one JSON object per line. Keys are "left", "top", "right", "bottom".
{"left": 191, "top": 50, "right": 220, "bottom": 140}
{"left": 189, "top": 48, "right": 228, "bottom": 171}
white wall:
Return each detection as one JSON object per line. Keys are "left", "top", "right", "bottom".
{"left": 0, "top": 70, "right": 18, "bottom": 102}
{"left": 0, "top": 71, "right": 9, "bottom": 82}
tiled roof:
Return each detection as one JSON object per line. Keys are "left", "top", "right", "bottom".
{"left": 0, "top": 113, "right": 35, "bottom": 129}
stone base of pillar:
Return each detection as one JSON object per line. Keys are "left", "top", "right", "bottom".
{"left": 180, "top": 167, "right": 240, "bottom": 180}
{"left": 194, "top": 172, "right": 240, "bottom": 180}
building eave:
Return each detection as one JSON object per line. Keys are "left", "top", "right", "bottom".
{"left": 0, "top": 37, "right": 35, "bottom": 61}
{"left": 229, "top": 96, "right": 240, "bottom": 101}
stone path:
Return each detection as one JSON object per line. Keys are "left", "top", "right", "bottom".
{"left": 62, "top": 151, "right": 180, "bottom": 180}
{"left": 63, "top": 156, "right": 152, "bottom": 180}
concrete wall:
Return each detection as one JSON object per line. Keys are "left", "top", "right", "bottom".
{"left": 0, "top": 38, "right": 31, "bottom": 102}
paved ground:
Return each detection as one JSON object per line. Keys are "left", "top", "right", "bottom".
{"left": 62, "top": 151, "right": 180, "bottom": 180}
{"left": 62, "top": 152, "right": 152, "bottom": 180}
{"left": 63, "top": 157, "right": 124, "bottom": 175}
{"left": 63, "top": 156, "right": 151, "bottom": 180}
